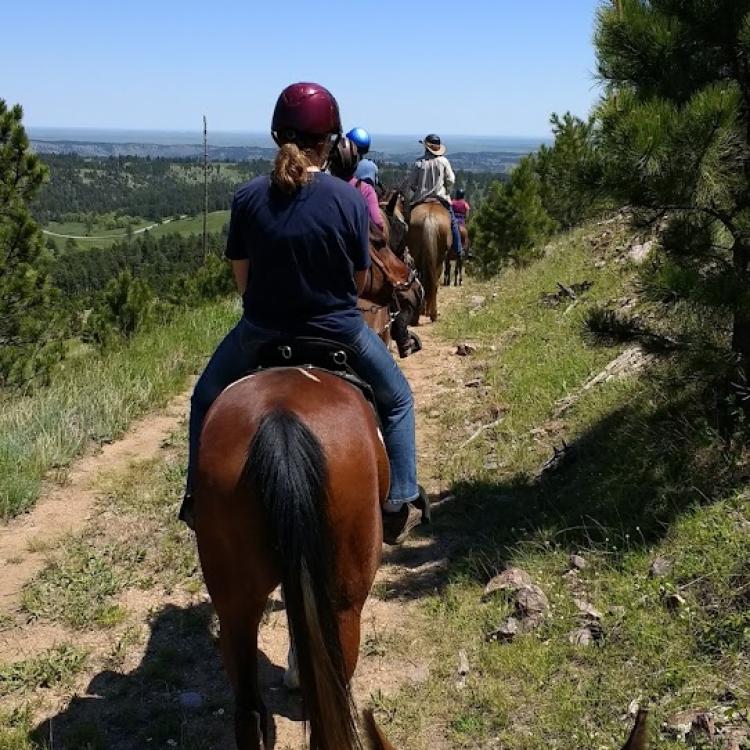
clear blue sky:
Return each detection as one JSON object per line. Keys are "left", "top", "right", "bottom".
{"left": 5, "top": 0, "right": 603, "bottom": 137}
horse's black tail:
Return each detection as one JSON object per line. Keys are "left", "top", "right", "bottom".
{"left": 244, "top": 409, "right": 360, "bottom": 750}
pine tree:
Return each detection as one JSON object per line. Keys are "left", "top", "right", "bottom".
{"left": 595, "top": 0, "right": 750, "bottom": 377}
{"left": 0, "top": 101, "right": 62, "bottom": 386}
{"left": 470, "top": 158, "right": 555, "bottom": 276}
{"left": 535, "top": 112, "right": 606, "bottom": 228}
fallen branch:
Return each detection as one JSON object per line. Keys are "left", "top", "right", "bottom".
{"left": 458, "top": 417, "right": 504, "bottom": 450}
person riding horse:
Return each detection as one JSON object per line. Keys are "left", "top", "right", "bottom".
{"left": 347, "top": 126, "right": 383, "bottom": 197}
{"left": 452, "top": 187, "right": 471, "bottom": 226}
{"left": 333, "top": 136, "right": 384, "bottom": 230}
{"left": 180, "top": 82, "right": 428, "bottom": 544}
{"left": 405, "top": 134, "right": 463, "bottom": 259}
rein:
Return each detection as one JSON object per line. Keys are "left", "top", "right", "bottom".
{"left": 357, "top": 247, "right": 417, "bottom": 336}
{"left": 368, "top": 245, "right": 417, "bottom": 291}
{"left": 356, "top": 300, "right": 395, "bottom": 335}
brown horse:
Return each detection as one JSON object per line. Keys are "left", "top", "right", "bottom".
{"left": 443, "top": 224, "right": 469, "bottom": 287}
{"left": 406, "top": 201, "right": 452, "bottom": 323}
{"left": 195, "top": 367, "right": 388, "bottom": 750}
{"left": 358, "top": 225, "right": 423, "bottom": 359}
{"left": 194, "top": 231, "right": 420, "bottom": 750}
{"left": 380, "top": 190, "right": 409, "bottom": 259}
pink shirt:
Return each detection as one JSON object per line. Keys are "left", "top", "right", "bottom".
{"left": 452, "top": 198, "right": 471, "bottom": 221}
{"left": 349, "top": 178, "right": 383, "bottom": 230}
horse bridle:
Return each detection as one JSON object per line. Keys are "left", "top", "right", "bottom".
{"left": 357, "top": 247, "right": 420, "bottom": 335}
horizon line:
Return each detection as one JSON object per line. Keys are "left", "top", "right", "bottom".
{"left": 27, "top": 124, "right": 552, "bottom": 141}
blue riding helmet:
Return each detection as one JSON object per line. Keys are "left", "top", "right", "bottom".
{"left": 346, "top": 126, "right": 371, "bottom": 155}
{"left": 355, "top": 159, "right": 379, "bottom": 185}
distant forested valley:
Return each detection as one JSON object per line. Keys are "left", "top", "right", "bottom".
{"left": 33, "top": 154, "right": 503, "bottom": 225}
{"left": 8, "top": 150, "right": 503, "bottom": 386}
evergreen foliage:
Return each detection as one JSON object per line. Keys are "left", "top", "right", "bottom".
{"left": 0, "top": 101, "right": 64, "bottom": 386}
{"left": 470, "top": 158, "right": 556, "bottom": 276}
{"left": 535, "top": 112, "right": 607, "bottom": 228}
{"left": 595, "top": 0, "right": 750, "bottom": 375}
{"left": 51, "top": 230, "right": 227, "bottom": 302}
{"left": 32, "top": 155, "right": 268, "bottom": 223}
{"left": 85, "top": 271, "right": 156, "bottom": 346}
{"left": 468, "top": 112, "right": 604, "bottom": 276}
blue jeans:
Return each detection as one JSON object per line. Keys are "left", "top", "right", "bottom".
{"left": 436, "top": 198, "right": 463, "bottom": 257}
{"left": 187, "top": 318, "right": 418, "bottom": 504}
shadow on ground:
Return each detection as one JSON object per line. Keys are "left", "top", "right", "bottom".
{"left": 33, "top": 602, "right": 302, "bottom": 750}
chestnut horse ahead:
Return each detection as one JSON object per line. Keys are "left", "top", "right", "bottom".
{"left": 194, "top": 238, "right": 420, "bottom": 750}
{"left": 358, "top": 225, "right": 423, "bottom": 358}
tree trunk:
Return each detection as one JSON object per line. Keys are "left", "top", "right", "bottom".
{"left": 732, "top": 239, "right": 750, "bottom": 381}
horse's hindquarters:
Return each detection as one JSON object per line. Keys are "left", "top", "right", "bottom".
{"left": 193, "top": 369, "right": 389, "bottom": 748}
{"left": 195, "top": 368, "right": 388, "bottom": 600}
{"left": 407, "top": 203, "right": 451, "bottom": 323}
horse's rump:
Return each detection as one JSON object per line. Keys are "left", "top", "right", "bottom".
{"left": 195, "top": 368, "right": 388, "bottom": 749}
{"left": 195, "top": 368, "right": 388, "bottom": 579}
{"left": 407, "top": 203, "right": 451, "bottom": 322}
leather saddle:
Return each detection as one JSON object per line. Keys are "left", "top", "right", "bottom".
{"left": 255, "top": 337, "right": 376, "bottom": 407}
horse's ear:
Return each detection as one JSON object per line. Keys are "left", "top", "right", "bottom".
{"left": 362, "top": 709, "right": 398, "bottom": 750}
{"left": 622, "top": 709, "right": 649, "bottom": 750}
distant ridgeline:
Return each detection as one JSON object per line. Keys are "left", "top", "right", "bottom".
{"left": 32, "top": 139, "right": 523, "bottom": 173}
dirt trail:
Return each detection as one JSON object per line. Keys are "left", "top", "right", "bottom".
{"left": 0, "top": 287, "right": 468, "bottom": 748}
{"left": 0, "top": 392, "right": 189, "bottom": 610}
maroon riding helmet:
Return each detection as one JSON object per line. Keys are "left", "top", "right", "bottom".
{"left": 271, "top": 82, "right": 342, "bottom": 145}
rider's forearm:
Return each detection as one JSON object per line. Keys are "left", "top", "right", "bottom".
{"left": 231, "top": 260, "right": 250, "bottom": 295}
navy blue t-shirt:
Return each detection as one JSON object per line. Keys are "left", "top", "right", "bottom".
{"left": 225, "top": 172, "right": 370, "bottom": 338}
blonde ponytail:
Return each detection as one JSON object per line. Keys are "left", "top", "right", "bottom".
{"left": 272, "top": 143, "right": 312, "bottom": 194}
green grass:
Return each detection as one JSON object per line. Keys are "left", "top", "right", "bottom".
{"left": 143, "top": 210, "right": 228, "bottom": 239}
{"left": 44, "top": 210, "right": 229, "bottom": 249}
{"left": 22, "top": 536, "right": 136, "bottom": 629}
{"left": 0, "top": 645, "right": 87, "bottom": 696}
{"left": 0, "top": 707, "right": 36, "bottom": 750}
{"left": 22, "top": 448, "right": 201, "bottom": 630}
{"left": 0, "top": 297, "right": 238, "bottom": 519}
{"left": 373, "top": 221, "right": 750, "bottom": 749}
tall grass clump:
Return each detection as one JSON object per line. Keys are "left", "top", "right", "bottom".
{"left": 0, "top": 297, "right": 238, "bottom": 519}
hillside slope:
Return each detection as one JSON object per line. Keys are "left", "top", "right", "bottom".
{"left": 0, "top": 217, "right": 748, "bottom": 749}
{"left": 377, "top": 218, "right": 750, "bottom": 749}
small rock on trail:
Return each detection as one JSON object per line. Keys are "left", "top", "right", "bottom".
{"left": 569, "top": 554, "right": 587, "bottom": 570}
{"left": 482, "top": 567, "right": 533, "bottom": 600}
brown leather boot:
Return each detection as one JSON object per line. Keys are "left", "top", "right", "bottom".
{"left": 382, "top": 503, "right": 423, "bottom": 545}
{"left": 382, "top": 486, "right": 431, "bottom": 545}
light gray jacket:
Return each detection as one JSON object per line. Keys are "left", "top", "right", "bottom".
{"left": 406, "top": 152, "right": 455, "bottom": 205}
